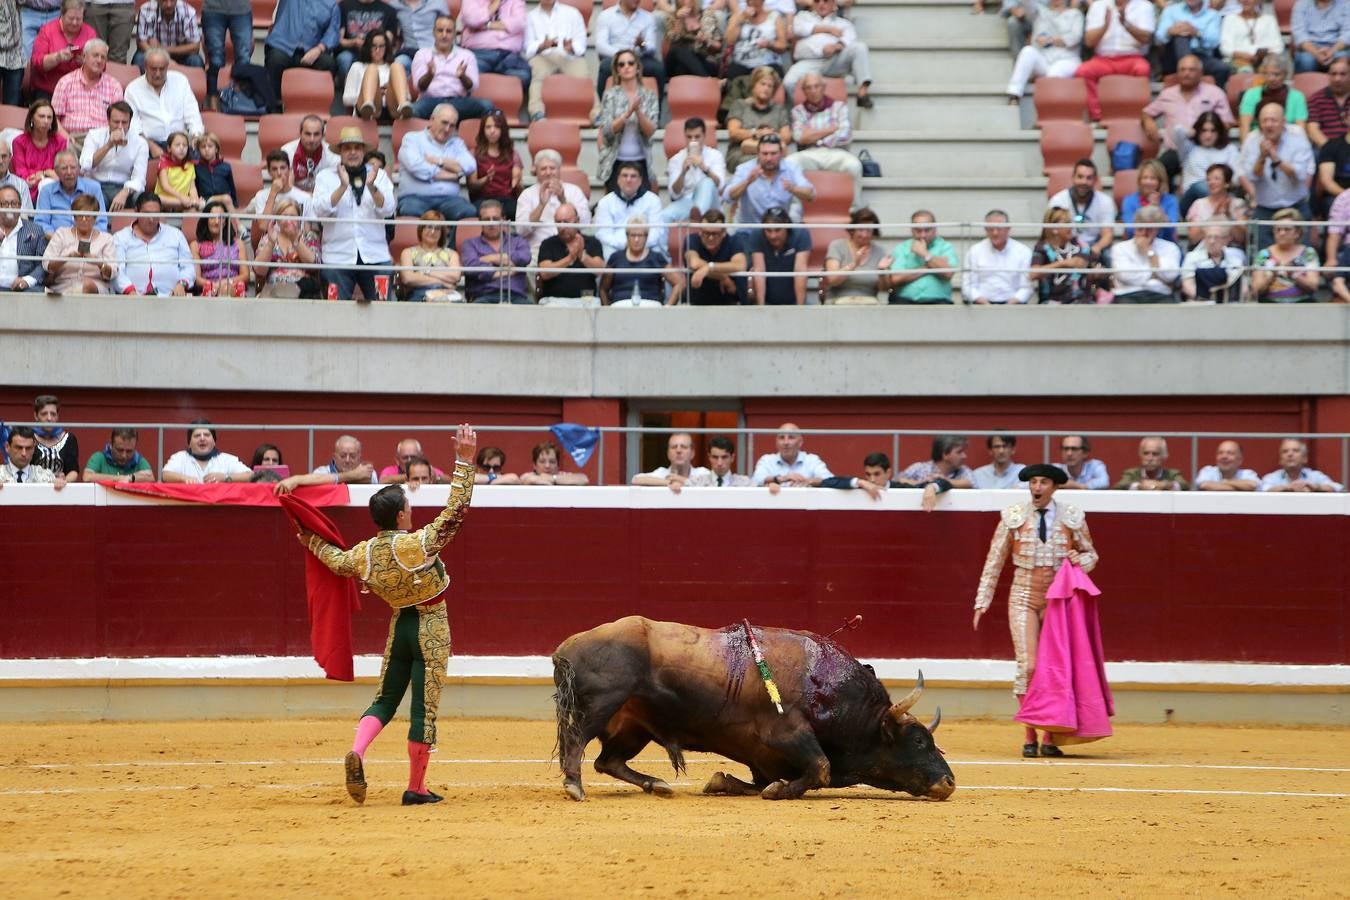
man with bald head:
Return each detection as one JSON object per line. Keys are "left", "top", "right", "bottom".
{"left": 1240, "top": 100, "right": 1316, "bottom": 247}
{"left": 632, "top": 432, "right": 712, "bottom": 493}
{"left": 1114, "top": 436, "right": 1188, "bottom": 490}
{"left": 380, "top": 437, "right": 446, "bottom": 484}
{"left": 537, "top": 202, "right": 606, "bottom": 306}
{"left": 1141, "top": 53, "right": 1234, "bottom": 187}
{"left": 312, "top": 435, "right": 379, "bottom": 483}
{"left": 751, "top": 422, "right": 833, "bottom": 486}
{"left": 1194, "top": 440, "right": 1260, "bottom": 491}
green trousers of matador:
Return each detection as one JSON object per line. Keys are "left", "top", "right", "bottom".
{"left": 366, "top": 602, "right": 451, "bottom": 745}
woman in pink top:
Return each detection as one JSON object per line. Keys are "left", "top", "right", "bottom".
{"left": 29, "top": 0, "right": 96, "bottom": 97}
{"left": 11, "top": 100, "right": 68, "bottom": 203}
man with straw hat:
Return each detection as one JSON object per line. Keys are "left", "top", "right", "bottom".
{"left": 309, "top": 124, "right": 396, "bottom": 301}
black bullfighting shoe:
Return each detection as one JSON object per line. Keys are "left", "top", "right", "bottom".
{"left": 1040, "top": 743, "right": 1065, "bottom": 758}
{"left": 402, "top": 789, "right": 444, "bottom": 806}
{"left": 1022, "top": 743, "right": 1039, "bottom": 758}
{"left": 344, "top": 751, "right": 367, "bottom": 804}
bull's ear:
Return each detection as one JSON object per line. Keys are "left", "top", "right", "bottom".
{"left": 888, "top": 670, "right": 924, "bottom": 722}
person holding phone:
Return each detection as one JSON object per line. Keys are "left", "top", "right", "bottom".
{"left": 41, "top": 189, "right": 114, "bottom": 292}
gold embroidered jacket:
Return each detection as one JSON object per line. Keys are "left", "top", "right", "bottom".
{"left": 973, "top": 501, "right": 1098, "bottom": 612}
{"left": 308, "top": 460, "right": 476, "bottom": 609}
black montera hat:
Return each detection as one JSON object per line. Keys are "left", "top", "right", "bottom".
{"left": 1019, "top": 463, "right": 1068, "bottom": 485}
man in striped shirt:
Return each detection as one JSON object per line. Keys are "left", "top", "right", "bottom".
{"left": 51, "top": 39, "right": 124, "bottom": 153}
{"left": 133, "top": 0, "right": 204, "bottom": 69}
{"left": 1307, "top": 55, "right": 1350, "bottom": 147}
{"left": 786, "top": 72, "right": 863, "bottom": 209}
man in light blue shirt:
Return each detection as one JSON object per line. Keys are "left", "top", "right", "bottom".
{"left": 35, "top": 151, "right": 108, "bottom": 236}
{"left": 1291, "top": 0, "right": 1350, "bottom": 73}
{"left": 751, "top": 423, "right": 833, "bottom": 487}
{"left": 395, "top": 103, "right": 477, "bottom": 221}
{"left": 1258, "top": 438, "right": 1344, "bottom": 491}
{"left": 972, "top": 434, "right": 1026, "bottom": 490}
{"left": 264, "top": 0, "right": 341, "bottom": 113}
{"left": 1054, "top": 435, "right": 1110, "bottom": 490}
{"left": 112, "top": 192, "right": 195, "bottom": 295}
{"left": 1155, "top": 0, "right": 1228, "bottom": 83}
{"left": 1193, "top": 439, "right": 1260, "bottom": 491}
{"left": 723, "top": 135, "right": 816, "bottom": 227}
{"left": 593, "top": 0, "right": 664, "bottom": 98}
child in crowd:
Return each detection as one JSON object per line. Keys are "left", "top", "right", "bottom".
{"left": 156, "top": 131, "right": 204, "bottom": 212}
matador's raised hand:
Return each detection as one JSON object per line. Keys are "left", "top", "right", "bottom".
{"left": 454, "top": 424, "right": 477, "bottom": 461}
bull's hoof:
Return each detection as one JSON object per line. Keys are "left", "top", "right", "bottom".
{"left": 645, "top": 779, "right": 674, "bottom": 796}
{"left": 703, "top": 772, "right": 733, "bottom": 795}
{"left": 759, "top": 779, "right": 792, "bottom": 800}
{"left": 563, "top": 781, "right": 586, "bottom": 802}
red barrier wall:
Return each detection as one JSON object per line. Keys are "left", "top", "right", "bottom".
{"left": 4, "top": 503, "right": 1345, "bottom": 665}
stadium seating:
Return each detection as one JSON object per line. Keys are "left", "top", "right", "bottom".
{"left": 528, "top": 120, "right": 582, "bottom": 167}
{"left": 281, "top": 69, "right": 337, "bottom": 116}
{"left": 802, "top": 171, "right": 854, "bottom": 223}
{"left": 1295, "top": 72, "right": 1330, "bottom": 99}
{"left": 251, "top": 0, "right": 274, "bottom": 28}
{"left": 0, "top": 104, "right": 27, "bottom": 131}
{"left": 391, "top": 117, "right": 429, "bottom": 169}
{"left": 1096, "top": 75, "right": 1150, "bottom": 122}
{"left": 1033, "top": 78, "right": 1087, "bottom": 125}
{"left": 107, "top": 62, "right": 140, "bottom": 89}
{"left": 1226, "top": 72, "right": 1256, "bottom": 111}
{"left": 459, "top": 117, "right": 481, "bottom": 149}
{"left": 1039, "top": 121, "right": 1094, "bottom": 173}
{"left": 541, "top": 75, "right": 595, "bottom": 126}
{"left": 663, "top": 118, "right": 693, "bottom": 164}
{"left": 172, "top": 65, "right": 207, "bottom": 105}
{"left": 390, "top": 221, "right": 421, "bottom": 262}
{"left": 807, "top": 226, "right": 848, "bottom": 273}
{"left": 454, "top": 222, "right": 482, "bottom": 252}
{"left": 1275, "top": 0, "right": 1294, "bottom": 31}
{"left": 668, "top": 76, "right": 721, "bottom": 124}
{"left": 200, "top": 112, "right": 247, "bottom": 158}
{"left": 560, "top": 166, "right": 592, "bottom": 202}
{"left": 257, "top": 114, "right": 308, "bottom": 157}
{"left": 1104, "top": 119, "right": 1156, "bottom": 161}
{"left": 1044, "top": 166, "right": 1074, "bottom": 198}
{"left": 559, "top": 0, "right": 595, "bottom": 23}
{"left": 477, "top": 74, "right": 524, "bottom": 121}
{"left": 1112, "top": 168, "right": 1138, "bottom": 207}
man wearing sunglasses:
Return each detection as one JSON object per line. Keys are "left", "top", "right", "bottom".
{"left": 1053, "top": 435, "right": 1110, "bottom": 490}
{"left": 1047, "top": 158, "right": 1116, "bottom": 259}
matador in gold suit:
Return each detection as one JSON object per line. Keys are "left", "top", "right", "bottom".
{"left": 299, "top": 425, "right": 477, "bottom": 805}
{"left": 972, "top": 463, "right": 1098, "bottom": 757}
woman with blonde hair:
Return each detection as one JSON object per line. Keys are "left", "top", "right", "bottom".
{"left": 1030, "top": 207, "right": 1093, "bottom": 304}
{"left": 398, "top": 211, "right": 462, "bottom": 302}
{"left": 1251, "top": 207, "right": 1320, "bottom": 302}
{"left": 596, "top": 48, "right": 659, "bottom": 192}
{"left": 1120, "top": 158, "right": 1180, "bottom": 243}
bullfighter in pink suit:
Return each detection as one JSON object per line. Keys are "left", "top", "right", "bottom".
{"left": 973, "top": 463, "right": 1099, "bottom": 758}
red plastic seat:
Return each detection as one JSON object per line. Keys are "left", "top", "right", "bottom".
{"left": 171, "top": 64, "right": 207, "bottom": 105}
{"left": 1275, "top": 0, "right": 1294, "bottom": 32}
{"left": 391, "top": 117, "right": 428, "bottom": 170}
{"left": 806, "top": 226, "right": 847, "bottom": 274}
{"left": 0, "top": 103, "right": 28, "bottom": 131}
{"left": 1112, "top": 168, "right": 1139, "bottom": 208}
{"left": 1227, "top": 72, "right": 1256, "bottom": 112}
{"left": 1039, "top": 121, "right": 1094, "bottom": 173}
{"left": 107, "top": 62, "right": 140, "bottom": 89}
{"left": 559, "top": 0, "right": 595, "bottom": 24}
{"left": 1033, "top": 77, "right": 1087, "bottom": 125}
{"left": 802, "top": 170, "right": 854, "bottom": 221}
{"left": 667, "top": 75, "right": 721, "bottom": 124}
{"left": 1295, "top": 72, "right": 1330, "bottom": 99}
{"left": 229, "top": 158, "right": 262, "bottom": 215}
{"left": 559, "top": 166, "right": 592, "bottom": 203}
{"left": 251, "top": 0, "right": 274, "bottom": 29}
{"left": 459, "top": 117, "right": 481, "bottom": 149}
{"left": 1096, "top": 75, "right": 1150, "bottom": 122}
{"left": 257, "top": 114, "right": 311, "bottom": 157}
{"left": 281, "top": 68, "right": 337, "bottom": 116}
{"left": 454, "top": 222, "right": 482, "bottom": 253}
{"left": 476, "top": 73, "right": 524, "bottom": 121}
{"left": 200, "top": 112, "right": 247, "bottom": 159}
{"left": 541, "top": 74, "right": 595, "bottom": 127}
{"left": 1103, "top": 118, "right": 1158, "bottom": 160}
{"left": 528, "top": 119, "right": 582, "bottom": 167}
{"left": 390, "top": 221, "right": 422, "bottom": 264}
{"left": 1045, "top": 166, "right": 1074, "bottom": 198}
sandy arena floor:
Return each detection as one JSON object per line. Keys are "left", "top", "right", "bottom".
{"left": 1, "top": 717, "right": 1346, "bottom": 898}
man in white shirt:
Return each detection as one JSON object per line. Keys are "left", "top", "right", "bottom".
{"left": 1258, "top": 437, "right": 1344, "bottom": 492}
{"left": 1047, "top": 158, "right": 1116, "bottom": 258}
{"left": 1110, "top": 205, "right": 1182, "bottom": 302}
{"left": 112, "top": 192, "right": 195, "bottom": 295}
{"left": 395, "top": 103, "right": 477, "bottom": 221}
{"left": 964, "top": 209, "right": 1033, "bottom": 304}
{"left": 662, "top": 116, "right": 726, "bottom": 226}
{"left": 243, "top": 149, "right": 313, "bottom": 222}
{"left": 310, "top": 126, "right": 397, "bottom": 301}
{"left": 594, "top": 161, "right": 666, "bottom": 259}
{"left": 124, "top": 48, "right": 205, "bottom": 158}
{"left": 515, "top": 148, "right": 591, "bottom": 259}
{"left": 161, "top": 419, "right": 252, "bottom": 483}
{"left": 524, "top": 0, "right": 593, "bottom": 123}
{"left": 631, "top": 432, "right": 712, "bottom": 493}
{"left": 1194, "top": 439, "right": 1261, "bottom": 491}
{"left": 594, "top": 0, "right": 664, "bottom": 98}
{"left": 1077, "top": 0, "right": 1156, "bottom": 120}
{"left": 0, "top": 427, "right": 66, "bottom": 487}
{"left": 972, "top": 433, "right": 1025, "bottom": 489}
{"left": 751, "top": 422, "right": 833, "bottom": 487}
{"left": 783, "top": 0, "right": 873, "bottom": 108}
{"left": 686, "top": 436, "right": 754, "bottom": 487}
{"left": 79, "top": 101, "right": 148, "bottom": 212}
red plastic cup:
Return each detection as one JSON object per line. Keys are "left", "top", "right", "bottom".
{"left": 233, "top": 279, "right": 246, "bottom": 298}
{"left": 202, "top": 281, "right": 214, "bottom": 297}
{"left": 374, "top": 275, "right": 390, "bottom": 300}
{"left": 327, "top": 282, "right": 339, "bottom": 301}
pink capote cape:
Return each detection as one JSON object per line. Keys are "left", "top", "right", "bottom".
{"left": 1014, "top": 562, "right": 1114, "bottom": 745}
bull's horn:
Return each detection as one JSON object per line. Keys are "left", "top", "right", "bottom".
{"left": 889, "top": 669, "right": 925, "bottom": 719}
{"left": 928, "top": 707, "right": 941, "bottom": 734}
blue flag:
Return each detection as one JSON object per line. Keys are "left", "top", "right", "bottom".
{"left": 550, "top": 423, "right": 600, "bottom": 468}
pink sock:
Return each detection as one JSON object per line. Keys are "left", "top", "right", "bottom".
{"left": 407, "top": 741, "right": 431, "bottom": 793}
{"left": 1024, "top": 726, "right": 1037, "bottom": 745}
{"left": 352, "top": 715, "right": 384, "bottom": 758}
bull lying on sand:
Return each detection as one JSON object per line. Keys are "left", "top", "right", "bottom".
{"left": 552, "top": 616, "right": 955, "bottom": 802}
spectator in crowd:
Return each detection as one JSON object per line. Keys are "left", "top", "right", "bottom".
{"left": 125, "top": 48, "right": 205, "bottom": 159}
{"left": 515, "top": 148, "right": 590, "bottom": 259}
{"left": 50, "top": 37, "right": 121, "bottom": 151}
{"left": 0, "top": 141, "right": 32, "bottom": 209}
{"left": 79, "top": 101, "right": 147, "bottom": 211}
{"left": 1326, "top": 180, "right": 1350, "bottom": 291}
{"left": 686, "top": 436, "right": 753, "bottom": 487}
{"left": 965, "top": 209, "right": 1032, "bottom": 304}
{"left": 459, "top": 0, "right": 529, "bottom": 97}
{"left": 787, "top": 71, "right": 862, "bottom": 209}
{"left": 264, "top": 0, "right": 340, "bottom": 106}
{"left": 822, "top": 206, "right": 889, "bottom": 304}
{"left": 466, "top": 108, "right": 522, "bottom": 219}
{"left": 1251, "top": 207, "right": 1322, "bottom": 301}
{"left": 1056, "top": 434, "right": 1109, "bottom": 489}
{"left": 193, "top": 132, "right": 236, "bottom": 208}
{"left": 42, "top": 189, "right": 114, "bottom": 292}
{"left": 725, "top": 134, "right": 815, "bottom": 226}
{"left": 378, "top": 437, "right": 443, "bottom": 483}
{"left": 815, "top": 451, "right": 948, "bottom": 509}
{"left": 972, "top": 433, "right": 1024, "bottom": 489}
{"left": 311, "top": 434, "right": 379, "bottom": 483}
{"left": 663, "top": 116, "right": 725, "bottom": 226}
{"left": 312, "top": 126, "right": 396, "bottom": 300}
{"left": 19, "top": 0, "right": 61, "bottom": 65}
{"left": 784, "top": 0, "right": 872, "bottom": 108}
{"left": 1194, "top": 439, "right": 1260, "bottom": 490}
{"left": 1154, "top": 0, "right": 1227, "bottom": 83}
{"left": 524, "top": 0, "right": 591, "bottom": 123}
{"left": 202, "top": 0, "right": 253, "bottom": 107}
{"left": 886, "top": 209, "right": 957, "bottom": 305}
{"left": 994, "top": 0, "right": 1036, "bottom": 59}
{"left": 0, "top": 426, "right": 66, "bottom": 486}
{"left": 0, "top": 184, "right": 46, "bottom": 291}
{"left": 601, "top": 218, "right": 680, "bottom": 306}
{"left": 1174, "top": 111, "right": 1241, "bottom": 216}
{"left": 664, "top": 0, "right": 723, "bottom": 79}
{"left": 112, "top": 191, "right": 194, "bottom": 294}
{"left": 335, "top": 0, "right": 399, "bottom": 89}
{"left": 1241, "top": 102, "right": 1316, "bottom": 247}
{"left": 253, "top": 197, "right": 322, "bottom": 298}
{"left": 1317, "top": 102, "right": 1350, "bottom": 216}
{"left": 1220, "top": 0, "right": 1283, "bottom": 74}
{"left": 252, "top": 443, "right": 283, "bottom": 466}
{"left": 518, "top": 440, "right": 589, "bottom": 485}
{"left": 1005, "top": 0, "right": 1084, "bottom": 104}
{"left": 29, "top": 393, "right": 78, "bottom": 479}
{"left": 752, "top": 422, "right": 833, "bottom": 486}
{"left": 133, "top": 0, "right": 203, "bottom": 69}
{"left": 1141, "top": 55, "right": 1234, "bottom": 185}
{"left": 900, "top": 435, "right": 975, "bottom": 488}
{"left": 597, "top": 48, "right": 658, "bottom": 193}
{"left": 1048, "top": 158, "right": 1116, "bottom": 259}
{"left": 30, "top": 0, "right": 96, "bottom": 100}
{"left": 1307, "top": 55, "right": 1350, "bottom": 148}
{"left": 461, "top": 198, "right": 530, "bottom": 303}
{"left": 1120, "top": 159, "right": 1180, "bottom": 242}
{"left": 85, "top": 0, "right": 134, "bottom": 64}
{"left": 191, "top": 199, "right": 249, "bottom": 295}
{"left": 83, "top": 426, "right": 154, "bottom": 483}
{"left": 35, "top": 150, "right": 107, "bottom": 235}
{"left": 594, "top": 0, "right": 663, "bottom": 99}
{"left": 365, "top": 149, "right": 386, "bottom": 170}
{"left": 1237, "top": 54, "right": 1307, "bottom": 141}
{"left": 536, "top": 202, "right": 604, "bottom": 306}
{"left": 398, "top": 210, "right": 462, "bottom": 301}
{"left": 632, "top": 431, "right": 711, "bottom": 492}
{"left": 162, "top": 419, "right": 252, "bottom": 483}
{"left": 1111, "top": 205, "right": 1182, "bottom": 303}
{"left": 1259, "top": 437, "right": 1343, "bottom": 491}
{"left": 724, "top": 0, "right": 785, "bottom": 82}
{"left": 474, "top": 446, "right": 519, "bottom": 484}
{"left": 725, "top": 66, "right": 791, "bottom": 173}
{"left": 685, "top": 209, "right": 747, "bottom": 305}
{"left": 1291, "top": 0, "right": 1350, "bottom": 73}
{"left": 1077, "top": 0, "right": 1155, "bottom": 121}
{"left": 750, "top": 205, "right": 810, "bottom": 305}
{"left": 1182, "top": 224, "right": 1247, "bottom": 301}
{"left": 595, "top": 160, "right": 665, "bottom": 260}
{"left": 1114, "top": 436, "right": 1189, "bottom": 490}
{"left": 1186, "top": 162, "right": 1247, "bottom": 246}
{"left": 1029, "top": 208, "right": 1094, "bottom": 304}
{"left": 411, "top": 14, "right": 492, "bottom": 120}
{"left": 345, "top": 29, "right": 414, "bottom": 119}
{"left": 390, "top": 0, "right": 444, "bottom": 69}
{"left": 154, "top": 130, "right": 203, "bottom": 212}
{"left": 282, "top": 116, "right": 340, "bottom": 193}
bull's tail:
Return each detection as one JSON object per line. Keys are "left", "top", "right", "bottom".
{"left": 665, "top": 744, "right": 687, "bottom": 777}
{"left": 552, "top": 653, "right": 584, "bottom": 772}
